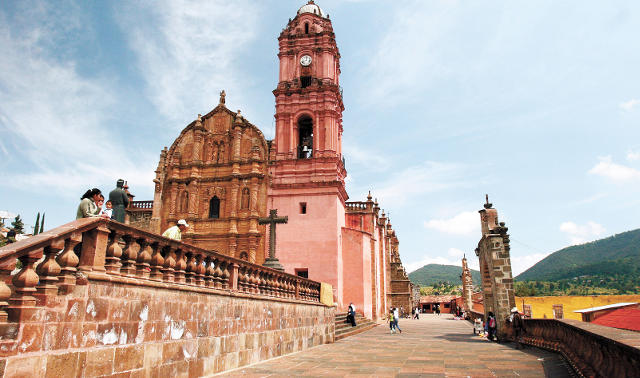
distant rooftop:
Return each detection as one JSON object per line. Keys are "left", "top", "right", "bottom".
{"left": 573, "top": 302, "right": 638, "bottom": 313}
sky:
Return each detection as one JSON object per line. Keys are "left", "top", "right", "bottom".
{"left": 1, "top": 0, "right": 639, "bottom": 276}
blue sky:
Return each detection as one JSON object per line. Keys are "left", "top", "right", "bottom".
{"left": 1, "top": 1, "right": 639, "bottom": 276}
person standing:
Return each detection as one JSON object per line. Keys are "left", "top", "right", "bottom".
{"left": 510, "top": 307, "right": 525, "bottom": 349}
{"left": 388, "top": 308, "right": 396, "bottom": 334}
{"left": 393, "top": 307, "right": 402, "bottom": 333}
{"left": 102, "top": 200, "right": 113, "bottom": 218}
{"left": 162, "top": 219, "right": 189, "bottom": 241}
{"left": 108, "top": 179, "right": 129, "bottom": 223}
{"left": 487, "top": 311, "right": 497, "bottom": 341}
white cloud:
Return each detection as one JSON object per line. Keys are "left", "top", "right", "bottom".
{"left": 511, "top": 252, "right": 552, "bottom": 277}
{"left": 0, "top": 2, "right": 154, "bottom": 196}
{"left": 371, "top": 161, "right": 468, "bottom": 207}
{"left": 447, "top": 247, "right": 465, "bottom": 258}
{"left": 588, "top": 156, "right": 640, "bottom": 182}
{"left": 424, "top": 211, "right": 479, "bottom": 236}
{"left": 559, "top": 221, "right": 605, "bottom": 245}
{"left": 619, "top": 99, "right": 640, "bottom": 112}
{"left": 343, "top": 140, "right": 391, "bottom": 172}
{"left": 627, "top": 150, "right": 640, "bottom": 161}
{"left": 116, "top": 0, "right": 260, "bottom": 123}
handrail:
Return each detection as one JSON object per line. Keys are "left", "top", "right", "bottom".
{"left": 519, "top": 318, "right": 640, "bottom": 377}
{"left": 0, "top": 218, "right": 322, "bottom": 324}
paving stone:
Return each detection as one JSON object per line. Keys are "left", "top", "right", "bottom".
{"left": 218, "top": 314, "right": 574, "bottom": 377}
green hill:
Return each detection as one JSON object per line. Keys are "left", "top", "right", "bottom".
{"left": 516, "top": 228, "right": 640, "bottom": 282}
{"left": 408, "top": 264, "right": 481, "bottom": 286}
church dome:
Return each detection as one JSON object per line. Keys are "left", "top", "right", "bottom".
{"left": 297, "top": 1, "right": 326, "bottom": 18}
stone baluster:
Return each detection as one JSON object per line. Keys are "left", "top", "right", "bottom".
{"left": 213, "top": 258, "right": 223, "bottom": 289}
{"left": 35, "top": 239, "right": 64, "bottom": 301}
{"left": 7, "top": 251, "right": 42, "bottom": 321}
{"left": 149, "top": 243, "right": 164, "bottom": 281}
{"left": 185, "top": 253, "right": 197, "bottom": 285}
{"left": 272, "top": 276, "right": 281, "bottom": 297}
{"left": 105, "top": 231, "right": 123, "bottom": 274}
{"left": 294, "top": 279, "right": 300, "bottom": 299}
{"left": 245, "top": 269, "right": 255, "bottom": 294}
{"left": 195, "top": 254, "right": 206, "bottom": 287}
{"left": 253, "top": 270, "right": 262, "bottom": 294}
{"left": 174, "top": 250, "right": 187, "bottom": 284}
{"left": 268, "top": 273, "right": 277, "bottom": 296}
{"left": 120, "top": 235, "right": 140, "bottom": 276}
{"left": 0, "top": 260, "right": 16, "bottom": 323}
{"left": 237, "top": 266, "right": 247, "bottom": 292}
{"left": 259, "top": 271, "right": 267, "bottom": 295}
{"left": 204, "top": 256, "right": 215, "bottom": 288}
{"left": 136, "top": 238, "right": 152, "bottom": 278}
{"left": 221, "top": 261, "right": 230, "bottom": 289}
{"left": 56, "top": 233, "right": 82, "bottom": 294}
{"left": 162, "top": 247, "right": 177, "bottom": 283}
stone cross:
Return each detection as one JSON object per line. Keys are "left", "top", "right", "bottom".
{"left": 258, "top": 209, "right": 288, "bottom": 271}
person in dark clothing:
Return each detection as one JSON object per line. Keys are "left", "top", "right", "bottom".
{"left": 486, "top": 311, "right": 497, "bottom": 341}
{"left": 108, "top": 179, "right": 129, "bottom": 223}
{"left": 347, "top": 303, "right": 357, "bottom": 327}
{"left": 509, "top": 307, "right": 525, "bottom": 349}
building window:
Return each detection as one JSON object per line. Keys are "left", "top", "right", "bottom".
{"left": 300, "top": 202, "right": 307, "bottom": 214}
{"left": 209, "top": 196, "right": 220, "bottom": 219}
{"left": 295, "top": 268, "right": 308, "bottom": 279}
{"left": 239, "top": 251, "right": 248, "bottom": 261}
{"left": 297, "top": 116, "right": 313, "bottom": 159}
{"left": 300, "top": 76, "right": 312, "bottom": 88}
{"left": 305, "top": 22, "right": 309, "bottom": 34}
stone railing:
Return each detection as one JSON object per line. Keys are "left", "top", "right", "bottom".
{"left": 129, "top": 200, "right": 153, "bottom": 210}
{"left": 345, "top": 201, "right": 369, "bottom": 212}
{"left": 518, "top": 319, "right": 640, "bottom": 377}
{"left": 0, "top": 218, "right": 322, "bottom": 324}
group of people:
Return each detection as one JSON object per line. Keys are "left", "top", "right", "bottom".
{"left": 473, "top": 307, "right": 525, "bottom": 348}
{"left": 76, "top": 179, "right": 129, "bottom": 222}
{"left": 388, "top": 307, "right": 402, "bottom": 334}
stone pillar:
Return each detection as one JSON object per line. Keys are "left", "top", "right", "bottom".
{"left": 476, "top": 198, "right": 515, "bottom": 340}
{"left": 461, "top": 255, "right": 473, "bottom": 313}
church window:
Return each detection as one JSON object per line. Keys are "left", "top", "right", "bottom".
{"left": 305, "top": 23, "right": 309, "bottom": 34}
{"left": 295, "top": 268, "right": 308, "bottom": 279}
{"left": 209, "top": 196, "right": 220, "bottom": 219}
{"left": 241, "top": 188, "right": 250, "bottom": 210}
{"left": 300, "top": 76, "right": 312, "bottom": 88}
{"left": 299, "top": 202, "right": 307, "bottom": 214}
{"left": 297, "top": 116, "right": 313, "bottom": 159}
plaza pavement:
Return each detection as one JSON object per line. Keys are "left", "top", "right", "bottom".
{"left": 216, "top": 313, "right": 573, "bottom": 377}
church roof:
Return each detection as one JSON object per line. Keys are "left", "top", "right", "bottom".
{"left": 298, "top": 1, "right": 327, "bottom": 18}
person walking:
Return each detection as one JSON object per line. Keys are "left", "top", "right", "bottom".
{"left": 388, "top": 308, "right": 396, "bottom": 334}
{"left": 162, "top": 219, "right": 189, "bottom": 241}
{"left": 347, "top": 303, "right": 357, "bottom": 327}
{"left": 393, "top": 307, "right": 402, "bottom": 333}
{"left": 108, "top": 179, "right": 129, "bottom": 223}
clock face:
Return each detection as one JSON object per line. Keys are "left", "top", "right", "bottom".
{"left": 300, "top": 55, "right": 312, "bottom": 66}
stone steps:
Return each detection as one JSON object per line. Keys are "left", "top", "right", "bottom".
{"left": 334, "top": 312, "right": 377, "bottom": 341}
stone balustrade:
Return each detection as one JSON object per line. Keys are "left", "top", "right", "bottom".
{"left": 0, "top": 218, "right": 331, "bottom": 376}
{"left": 345, "top": 201, "right": 369, "bottom": 212}
{"left": 129, "top": 200, "right": 153, "bottom": 209}
{"left": 519, "top": 319, "right": 640, "bottom": 377}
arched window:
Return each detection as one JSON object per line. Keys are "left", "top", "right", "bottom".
{"left": 297, "top": 116, "right": 313, "bottom": 159}
{"left": 241, "top": 188, "right": 250, "bottom": 209}
{"left": 209, "top": 196, "right": 220, "bottom": 219}
{"left": 239, "top": 251, "right": 248, "bottom": 261}
{"left": 305, "top": 23, "right": 309, "bottom": 34}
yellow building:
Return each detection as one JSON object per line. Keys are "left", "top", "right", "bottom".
{"left": 515, "top": 295, "right": 640, "bottom": 320}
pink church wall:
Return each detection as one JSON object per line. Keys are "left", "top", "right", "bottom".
{"left": 341, "top": 228, "right": 373, "bottom": 319}
{"left": 268, "top": 192, "right": 345, "bottom": 305}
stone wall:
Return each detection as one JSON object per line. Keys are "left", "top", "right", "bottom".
{"left": 0, "top": 279, "right": 333, "bottom": 377}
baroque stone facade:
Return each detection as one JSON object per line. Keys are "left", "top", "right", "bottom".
{"left": 148, "top": 101, "right": 269, "bottom": 264}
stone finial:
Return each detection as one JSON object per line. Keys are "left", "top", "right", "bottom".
{"left": 219, "top": 90, "right": 226, "bottom": 105}
{"left": 484, "top": 194, "right": 493, "bottom": 209}
{"left": 235, "top": 110, "right": 243, "bottom": 123}
{"left": 367, "top": 191, "right": 373, "bottom": 202}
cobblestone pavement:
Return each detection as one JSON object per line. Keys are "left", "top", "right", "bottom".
{"left": 216, "top": 314, "right": 573, "bottom": 377}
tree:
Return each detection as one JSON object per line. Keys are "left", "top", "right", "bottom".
{"left": 34, "top": 212, "right": 40, "bottom": 235}
{"left": 11, "top": 215, "right": 24, "bottom": 234}
{"left": 39, "top": 213, "right": 45, "bottom": 234}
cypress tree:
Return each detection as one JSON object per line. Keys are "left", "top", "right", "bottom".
{"left": 39, "top": 213, "right": 45, "bottom": 234}
{"left": 11, "top": 215, "right": 24, "bottom": 234}
{"left": 34, "top": 212, "right": 40, "bottom": 235}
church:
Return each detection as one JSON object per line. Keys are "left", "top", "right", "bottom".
{"left": 128, "top": 1, "right": 413, "bottom": 320}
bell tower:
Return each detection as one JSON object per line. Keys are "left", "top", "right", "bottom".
{"left": 268, "top": 1, "right": 348, "bottom": 304}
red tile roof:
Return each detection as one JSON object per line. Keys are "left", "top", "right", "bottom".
{"left": 420, "top": 295, "right": 459, "bottom": 303}
{"left": 591, "top": 307, "right": 640, "bottom": 332}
